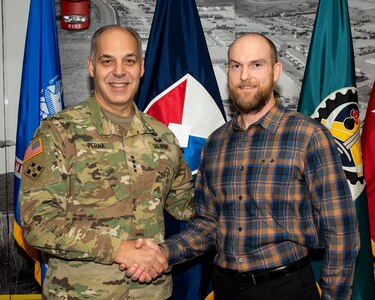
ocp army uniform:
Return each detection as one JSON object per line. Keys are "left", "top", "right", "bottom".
{"left": 20, "top": 96, "right": 194, "bottom": 300}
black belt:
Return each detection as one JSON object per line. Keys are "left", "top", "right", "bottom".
{"left": 216, "top": 256, "right": 310, "bottom": 285}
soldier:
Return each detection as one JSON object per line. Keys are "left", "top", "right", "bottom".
{"left": 20, "top": 25, "right": 193, "bottom": 299}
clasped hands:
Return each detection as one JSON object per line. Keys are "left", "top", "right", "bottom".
{"left": 115, "top": 238, "right": 167, "bottom": 283}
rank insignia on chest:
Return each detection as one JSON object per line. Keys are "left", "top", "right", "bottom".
{"left": 24, "top": 161, "right": 44, "bottom": 181}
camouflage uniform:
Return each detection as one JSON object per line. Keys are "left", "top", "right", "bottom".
{"left": 20, "top": 97, "right": 194, "bottom": 300}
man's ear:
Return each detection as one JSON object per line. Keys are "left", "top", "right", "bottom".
{"left": 273, "top": 62, "right": 283, "bottom": 82}
{"left": 140, "top": 58, "right": 145, "bottom": 78}
{"left": 88, "top": 57, "right": 94, "bottom": 78}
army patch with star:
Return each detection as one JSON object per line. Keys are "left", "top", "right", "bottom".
{"left": 24, "top": 161, "right": 44, "bottom": 181}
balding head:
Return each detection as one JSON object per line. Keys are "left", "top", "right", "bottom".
{"left": 228, "top": 33, "right": 278, "bottom": 66}
{"left": 90, "top": 25, "right": 143, "bottom": 62}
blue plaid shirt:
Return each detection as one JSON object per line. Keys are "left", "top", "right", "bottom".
{"left": 164, "top": 102, "right": 359, "bottom": 300}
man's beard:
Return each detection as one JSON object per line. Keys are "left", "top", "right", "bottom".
{"left": 229, "top": 80, "right": 274, "bottom": 115}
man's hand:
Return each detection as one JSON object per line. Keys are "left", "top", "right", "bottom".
{"left": 125, "top": 238, "right": 166, "bottom": 282}
{"left": 115, "top": 239, "right": 168, "bottom": 283}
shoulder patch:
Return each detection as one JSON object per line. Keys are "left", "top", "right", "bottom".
{"left": 24, "top": 161, "right": 44, "bottom": 181}
{"left": 24, "top": 138, "right": 43, "bottom": 162}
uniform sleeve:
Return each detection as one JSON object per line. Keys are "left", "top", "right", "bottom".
{"left": 20, "top": 120, "right": 122, "bottom": 264}
{"left": 164, "top": 147, "right": 218, "bottom": 266}
{"left": 305, "top": 126, "right": 360, "bottom": 300}
{"left": 164, "top": 141, "right": 195, "bottom": 221}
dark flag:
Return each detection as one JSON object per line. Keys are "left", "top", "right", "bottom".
{"left": 136, "top": 0, "right": 226, "bottom": 298}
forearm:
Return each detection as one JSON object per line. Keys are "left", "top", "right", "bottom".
{"left": 21, "top": 189, "right": 122, "bottom": 264}
{"left": 320, "top": 232, "right": 359, "bottom": 299}
{"left": 317, "top": 186, "right": 359, "bottom": 298}
{"left": 307, "top": 128, "right": 360, "bottom": 299}
{"left": 163, "top": 217, "right": 217, "bottom": 266}
{"left": 164, "top": 164, "right": 218, "bottom": 266}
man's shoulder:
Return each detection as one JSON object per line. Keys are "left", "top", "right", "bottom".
{"left": 139, "top": 111, "right": 167, "bottom": 128}
{"left": 44, "top": 100, "right": 90, "bottom": 125}
{"left": 138, "top": 111, "right": 177, "bottom": 137}
{"left": 281, "top": 109, "right": 334, "bottom": 144}
{"left": 208, "top": 119, "right": 231, "bottom": 137}
{"left": 283, "top": 108, "right": 324, "bottom": 129}
{"left": 201, "top": 121, "right": 231, "bottom": 150}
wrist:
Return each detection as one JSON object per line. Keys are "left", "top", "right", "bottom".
{"left": 114, "top": 240, "right": 133, "bottom": 265}
{"left": 159, "top": 243, "right": 171, "bottom": 268}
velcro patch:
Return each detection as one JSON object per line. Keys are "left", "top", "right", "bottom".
{"left": 24, "top": 138, "right": 43, "bottom": 162}
{"left": 87, "top": 142, "right": 106, "bottom": 149}
{"left": 24, "top": 161, "right": 44, "bottom": 181}
{"left": 153, "top": 144, "right": 169, "bottom": 150}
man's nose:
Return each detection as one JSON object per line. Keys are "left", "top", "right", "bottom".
{"left": 113, "top": 61, "right": 126, "bottom": 77}
{"left": 240, "top": 66, "right": 252, "bottom": 81}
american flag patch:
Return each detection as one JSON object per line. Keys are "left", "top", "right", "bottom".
{"left": 24, "top": 138, "right": 43, "bottom": 162}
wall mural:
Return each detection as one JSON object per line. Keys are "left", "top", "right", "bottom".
{"left": 1, "top": 0, "right": 374, "bottom": 295}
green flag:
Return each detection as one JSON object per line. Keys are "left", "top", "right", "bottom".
{"left": 298, "top": 0, "right": 375, "bottom": 298}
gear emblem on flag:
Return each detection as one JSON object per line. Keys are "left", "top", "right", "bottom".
{"left": 311, "top": 87, "right": 365, "bottom": 198}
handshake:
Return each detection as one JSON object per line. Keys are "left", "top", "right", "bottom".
{"left": 115, "top": 238, "right": 168, "bottom": 283}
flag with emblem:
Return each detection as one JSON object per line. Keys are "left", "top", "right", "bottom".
{"left": 13, "top": 0, "right": 64, "bottom": 285}
{"left": 361, "top": 80, "right": 375, "bottom": 257}
{"left": 298, "top": 0, "right": 375, "bottom": 298}
{"left": 136, "top": 0, "right": 226, "bottom": 298}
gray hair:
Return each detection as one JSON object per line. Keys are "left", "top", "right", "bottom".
{"left": 89, "top": 25, "right": 142, "bottom": 60}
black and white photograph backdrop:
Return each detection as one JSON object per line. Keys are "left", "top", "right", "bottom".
{"left": 1, "top": 0, "right": 374, "bottom": 295}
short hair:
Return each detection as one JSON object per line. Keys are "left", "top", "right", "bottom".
{"left": 228, "top": 33, "right": 278, "bottom": 65}
{"left": 89, "top": 25, "right": 142, "bottom": 60}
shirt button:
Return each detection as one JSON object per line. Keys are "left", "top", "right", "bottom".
{"left": 240, "top": 166, "right": 244, "bottom": 171}
{"left": 238, "top": 227, "right": 242, "bottom": 232}
{"left": 238, "top": 258, "right": 243, "bottom": 263}
{"left": 239, "top": 195, "right": 243, "bottom": 200}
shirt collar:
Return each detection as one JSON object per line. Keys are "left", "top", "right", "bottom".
{"left": 231, "top": 101, "right": 286, "bottom": 134}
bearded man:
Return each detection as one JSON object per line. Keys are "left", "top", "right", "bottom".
{"left": 127, "top": 33, "right": 360, "bottom": 300}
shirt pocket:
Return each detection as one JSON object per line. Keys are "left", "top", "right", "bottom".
{"left": 70, "top": 143, "right": 130, "bottom": 213}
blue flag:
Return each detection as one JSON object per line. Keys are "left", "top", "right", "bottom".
{"left": 298, "top": 0, "right": 375, "bottom": 299}
{"left": 136, "top": 0, "right": 226, "bottom": 299}
{"left": 13, "top": 0, "right": 64, "bottom": 285}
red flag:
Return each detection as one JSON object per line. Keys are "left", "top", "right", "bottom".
{"left": 361, "top": 80, "right": 375, "bottom": 257}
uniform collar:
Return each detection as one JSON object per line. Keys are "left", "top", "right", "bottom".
{"left": 87, "top": 96, "right": 156, "bottom": 136}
